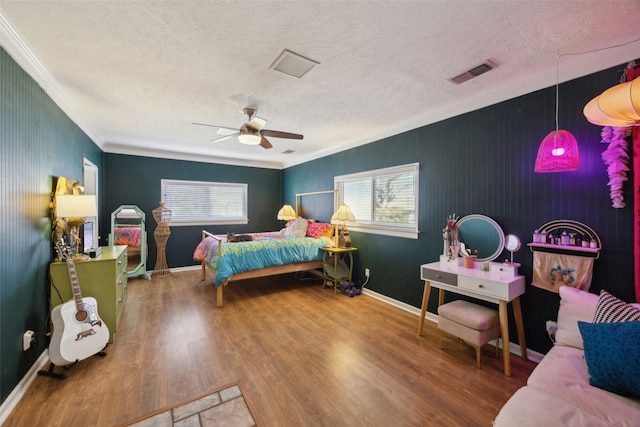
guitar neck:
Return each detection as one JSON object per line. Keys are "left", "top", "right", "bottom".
{"left": 64, "top": 257, "right": 85, "bottom": 312}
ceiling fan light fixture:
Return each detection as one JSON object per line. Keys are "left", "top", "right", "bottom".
{"left": 238, "top": 125, "right": 261, "bottom": 145}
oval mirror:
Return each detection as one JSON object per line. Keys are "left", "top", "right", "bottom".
{"left": 456, "top": 214, "right": 505, "bottom": 262}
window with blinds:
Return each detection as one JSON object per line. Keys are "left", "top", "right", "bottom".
{"left": 161, "top": 179, "right": 248, "bottom": 226}
{"left": 334, "top": 163, "right": 419, "bottom": 239}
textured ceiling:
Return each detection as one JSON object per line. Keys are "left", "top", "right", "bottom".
{"left": 1, "top": 1, "right": 639, "bottom": 169}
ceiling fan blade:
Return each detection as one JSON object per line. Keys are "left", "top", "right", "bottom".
{"left": 259, "top": 136, "right": 273, "bottom": 149}
{"left": 192, "top": 122, "right": 239, "bottom": 132}
{"left": 210, "top": 133, "right": 238, "bottom": 143}
{"left": 261, "top": 129, "right": 303, "bottom": 140}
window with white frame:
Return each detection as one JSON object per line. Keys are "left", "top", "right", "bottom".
{"left": 334, "top": 163, "right": 419, "bottom": 239}
{"left": 82, "top": 158, "right": 99, "bottom": 248}
{"left": 161, "top": 179, "right": 248, "bottom": 226}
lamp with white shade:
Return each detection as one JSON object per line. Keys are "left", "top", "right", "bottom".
{"left": 55, "top": 194, "right": 97, "bottom": 260}
{"left": 331, "top": 204, "right": 356, "bottom": 248}
{"left": 277, "top": 204, "right": 297, "bottom": 227}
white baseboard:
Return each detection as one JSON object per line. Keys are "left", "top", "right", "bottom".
{"left": 0, "top": 350, "right": 49, "bottom": 425}
{"left": 362, "top": 288, "right": 543, "bottom": 363}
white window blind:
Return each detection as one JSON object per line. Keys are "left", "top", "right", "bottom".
{"left": 335, "top": 163, "right": 419, "bottom": 239}
{"left": 161, "top": 179, "right": 248, "bottom": 226}
{"left": 82, "top": 157, "right": 99, "bottom": 247}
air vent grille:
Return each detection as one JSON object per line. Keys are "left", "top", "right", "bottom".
{"left": 449, "top": 61, "right": 496, "bottom": 85}
{"left": 270, "top": 49, "right": 319, "bottom": 79}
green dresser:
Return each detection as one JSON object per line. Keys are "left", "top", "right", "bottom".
{"left": 49, "top": 245, "right": 128, "bottom": 343}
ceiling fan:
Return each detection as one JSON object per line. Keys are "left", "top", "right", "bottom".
{"left": 193, "top": 107, "right": 303, "bottom": 149}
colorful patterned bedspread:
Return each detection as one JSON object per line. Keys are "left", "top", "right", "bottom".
{"left": 114, "top": 226, "right": 142, "bottom": 247}
{"left": 193, "top": 232, "right": 329, "bottom": 287}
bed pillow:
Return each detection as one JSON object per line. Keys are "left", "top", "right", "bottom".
{"left": 593, "top": 290, "right": 640, "bottom": 323}
{"left": 306, "top": 222, "right": 333, "bottom": 239}
{"left": 282, "top": 217, "right": 308, "bottom": 238}
{"left": 554, "top": 285, "right": 598, "bottom": 349}
{"left": 578, "top": 320, "right": 640, "bottom": 398}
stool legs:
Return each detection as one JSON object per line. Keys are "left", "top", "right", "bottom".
{"left": 440, "top": 332, "right": 501, "bottom": 369}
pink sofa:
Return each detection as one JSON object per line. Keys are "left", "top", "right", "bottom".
{"left": 494, "top": 286, "right": 640, "bottom": 426}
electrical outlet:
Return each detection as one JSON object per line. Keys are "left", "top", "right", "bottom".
{"left": 365, "top": 268, "right": 370, "bottom": 277}
{"left": 23, "top": 330, "right": 34, "bottom": 351}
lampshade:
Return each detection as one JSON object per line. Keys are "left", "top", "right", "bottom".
{"left": 583, "top": 77, "right": 640, "bottom": 127}
{"left": 56, "top": 194, "right": 97, "bottom": 218}
{"left": 534, "top": 130, "right": 580, "bottom": 173}
{"left": 238, "top": 125, "right": 261, "bottom": 145}
{"left": 331, "top": 204, "right": 356, "bottom": 224}
{"left": 277, "top": 204, "right": 296, "bottom": 220}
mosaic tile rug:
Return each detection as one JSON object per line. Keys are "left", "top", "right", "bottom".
{"left": 122, "top": 383, "right": 257, "bottom": 427}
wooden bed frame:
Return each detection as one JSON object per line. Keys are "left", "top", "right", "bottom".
{"left": 200, "top": 190, "right": 338, "bottom": 307}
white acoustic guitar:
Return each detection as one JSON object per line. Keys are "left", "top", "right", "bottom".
{"left": 49, "top": 239, "right": 109, "bottom": 366}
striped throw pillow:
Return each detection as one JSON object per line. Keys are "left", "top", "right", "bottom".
{"left": 593, "top": 290, "right": 640, "bottom": 323}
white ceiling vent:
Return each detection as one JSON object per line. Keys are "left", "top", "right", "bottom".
{"left": 270, "top": 49, "right": 319, "bottom": 78}
{"left": 449, "top": 61, "right": 496, "bottom": 85}
{"left": 282, "top": 149, "right": 295, "bottom": 155}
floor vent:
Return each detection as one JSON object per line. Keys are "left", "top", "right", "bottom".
{"left": 449, "top": 61, "right": 496, "bottom": 85}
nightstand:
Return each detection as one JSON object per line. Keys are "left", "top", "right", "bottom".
{"left": 320, "top": 247, "right": 358, "bottom": 294}
{"left": 49, "top": 245, "right": 128, "bottom": 343}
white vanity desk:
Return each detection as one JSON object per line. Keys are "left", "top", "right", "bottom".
{"left": 417, "top": 258, "right": 527, "bottom": 376}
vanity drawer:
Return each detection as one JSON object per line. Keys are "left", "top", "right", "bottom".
{"left": 458, "top": 275, "right": 507, "bottom": 299}
{"left": 421, "top": 267, "right": 457, "bottom": 286}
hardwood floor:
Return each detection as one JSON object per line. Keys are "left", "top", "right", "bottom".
{"left": 5, "top": 270, "right": 536, "bottom": 426}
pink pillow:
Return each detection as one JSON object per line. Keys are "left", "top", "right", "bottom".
{"left": 306, "top": 222, "right": 333, "bottom": 239}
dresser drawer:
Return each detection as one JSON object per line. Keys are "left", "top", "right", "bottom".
{"left": 458, "top": 276, "right": 508, "bottom": 299}
{"left": 116, "top": 250, "right": 128, "bottom": 276}
{"left": 421, "top": 267, "right": 457, "bottom": 286}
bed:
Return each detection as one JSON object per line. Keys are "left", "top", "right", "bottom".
{"left": 193, "top": 190, "right": 338, "bottom": 306}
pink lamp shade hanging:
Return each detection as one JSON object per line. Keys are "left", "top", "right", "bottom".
{"left": 534, "top": 51, "right": 580, "bottom": 173}
{"left": 534, "top": 130, "right": 580, "bottom": 172}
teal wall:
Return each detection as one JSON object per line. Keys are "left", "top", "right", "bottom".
{"left": 283, "top": 64, "right": 635, "bottom": 354}
{"left": 103, "top": 153, "right": 282, "bottom": 268}
{"left": 0, "top": 47, "right": 103, "bottom": 403}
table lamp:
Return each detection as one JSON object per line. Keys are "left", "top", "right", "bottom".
{"left": 55, "top": 194, "right": 97, "bottom": 260}
{"left": 331, "top": 204, "right": 355, "bottom": 248}
{"left": 277, "top": 204, "right": 296, "bottom": 225}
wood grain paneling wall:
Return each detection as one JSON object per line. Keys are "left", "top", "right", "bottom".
{"left": 283, "top": 64, "right": 634, "bottom": 354}
{"left": 0, "top": 47, "right": 102, "bottom": 405}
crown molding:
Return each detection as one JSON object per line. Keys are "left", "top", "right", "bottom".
{"left": 0, "top": 8, "right": 102, "bottom": 148}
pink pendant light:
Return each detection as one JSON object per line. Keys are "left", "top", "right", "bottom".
{"left": 534, "top": 130, "right": 580, "bottom": 172}
{"left": 535, "top": 52, "right": 580, "bottom": 173}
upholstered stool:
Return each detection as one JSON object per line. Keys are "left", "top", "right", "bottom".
{"left": 437, "top": 300, "right": 500, "bottom": 368}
